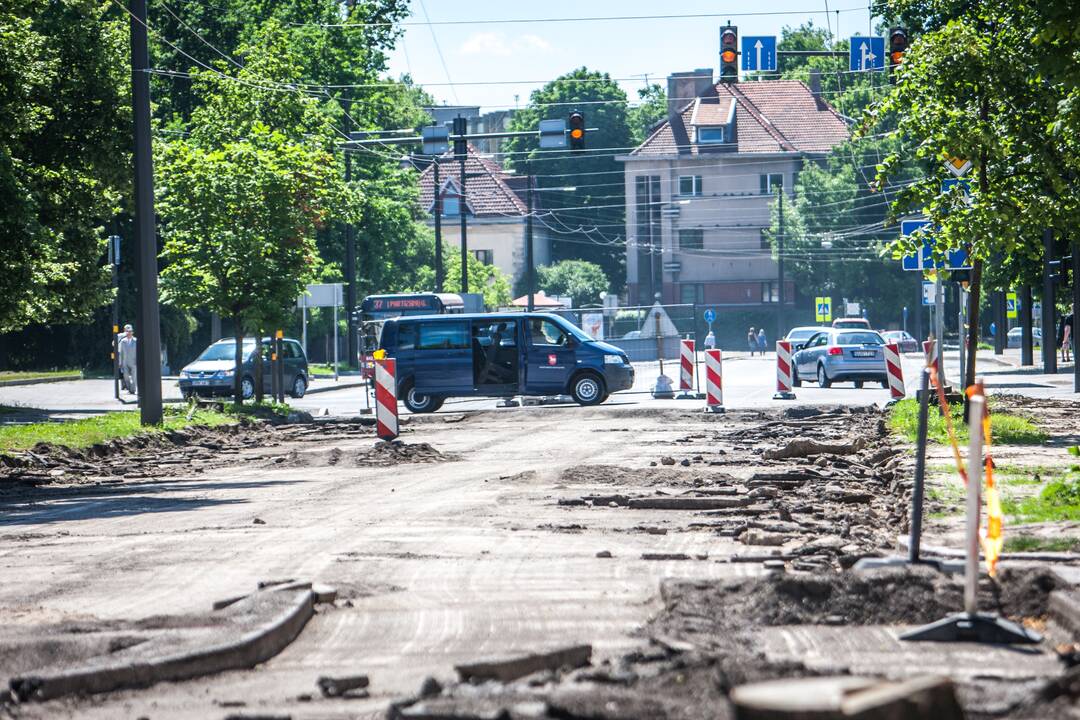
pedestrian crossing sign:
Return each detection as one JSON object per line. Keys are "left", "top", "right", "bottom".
{"left": 815, "top": 296, "right": 832, "bottom": 323}
{"left": 1006, "top": 292, "right": 1018, "bottom": 319}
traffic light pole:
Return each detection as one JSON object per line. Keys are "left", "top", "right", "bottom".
{"left": 1043, "top": 228, "right": 1057, "bottom": 373}
{"left": 1073, "top": 240, "right": 1079, "bottom": 392}
{"left": 526, "top": 161, "right": 535, "bottom": 312}
{"left": 776, "top": 188, "right": 785, "bottom": 342}
{"left": 433, "top": 160, "right": 443, "bottom": 293}
{"left": 129, "top": 0, "right": 163, "bottom": 425}
{"left": 459, "top": 155, "right": 468, "bottom": 294}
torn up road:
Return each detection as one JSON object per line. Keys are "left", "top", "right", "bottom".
{"left": 0, "top": 403, "right": 1070, "bottom": 719}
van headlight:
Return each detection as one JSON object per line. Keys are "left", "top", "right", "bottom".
{"left": 604, "top": 354, "right": 626, "bottom": 365}
{"left": 213, "top": 369, "right": 234, "bottom": 379}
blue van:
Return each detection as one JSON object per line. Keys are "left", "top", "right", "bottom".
{"left": 377, "top": 312, "right": 635, "bottom": 412}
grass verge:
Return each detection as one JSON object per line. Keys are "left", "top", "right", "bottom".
{"left": 1003, "top": 535, "right": 1080, "bottom": 554}
{"left": 0, "top": 369, "right": 82, "bottom": 383}
{"left": 0, "top": 407, "right": 238, "bottom": 454}
{"left": 1002, "top": 475, "right": 1080, "bottom": 523}
{"left": 887, "top": 398, "right": 1047, "bottom": 445}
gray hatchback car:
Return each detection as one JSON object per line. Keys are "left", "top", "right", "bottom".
{"left": 179, "top": 337, "right": 309, "bottom": 400}
{"left": 791, "top": 329, "right": 888, "bottom": 388}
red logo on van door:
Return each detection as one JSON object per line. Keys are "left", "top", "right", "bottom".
{"left": 548, "top": 354, "right": 557, "bottom": 366}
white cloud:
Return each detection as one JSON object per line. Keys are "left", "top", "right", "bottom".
{"left": 460, "top": 32, "right": 512, "bottom": 57}
{"left": 459, "top": 32, "right": 553, "bottom": 57}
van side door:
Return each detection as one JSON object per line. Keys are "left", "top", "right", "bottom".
{"left": 413, "top": 320, "right": 474, "bottom": 395}
{"left": 525, "top": 318, "right": 574, "bottom": 394}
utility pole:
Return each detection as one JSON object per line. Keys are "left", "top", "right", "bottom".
{"left": 1043, "top": 228, "right": 1057, "bottom": 373}
{"left": 1020, "top": 285, "right": 1034, "bottom": 366}
{"left": 129, "top": 0, "right": 162, "bottom": 425}
{"left": 109, "top": 234, "right": 120, "bottom": 401}
{"left": 344, "top": 102, "right": 358, "bottom": 370}
{"left": 526, "top": 160, "right": 535, "bottom": 312}
{"left": 1073, "top": 240, "right": 1079, "bottom": 392}
{"left": 453, "top": 116, "right": 469, "bottom": 294}
{"left": 433, "top": 160, "right": 443, "bottom": 293}
{"left": 776, "top": 187, "right": 785, "bottom": 341}
{"left": 993, "top": 290, "right": 1006, "bottom": 355}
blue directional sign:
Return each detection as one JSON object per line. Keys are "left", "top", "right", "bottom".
{"left": 703, "top": 308, "right": 716, "bottom": 324}
{"left": 849, "top": 36, "right": 885, "bottom": 72}
{"left": 742, "top": 36, "right": 777, "bottom": 72}
{"left": 941, "top": 178, "right": 972, "bottom": 196}
{"left": 900, "top": 220, "right": 971, "bottom": 271}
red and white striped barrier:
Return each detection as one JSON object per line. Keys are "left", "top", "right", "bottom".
{"left": 704, "top": 349, "right": 724, "bottom": 412}
{"left": 884, "top": 343, "right": 905, "bottom": 400}
{"left": 922, "top": 339, "right": 939, "bottom": 375}
{"left": 679, "top": 339, "right": 695, "bottom": 393}
{"left": 773, "top": 341, "right": 796, "bottom": 399}
{"left": 374, "top": 357, "right": 399, "bottom": 441}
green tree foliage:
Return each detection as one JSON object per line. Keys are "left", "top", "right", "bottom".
{"left": 502, "top": 68, "right": 632, "bottom": 286}
{"left": 866, "top": 0, "right": 1080, "bottom": 386}
{"left": 628, "top": 83, "right": 666, "bottom": 145}
{"left": 156, "top": 22, "right": 354, "bottom": 397}
{"left": 416, "top": 246, "right": 512, "bottom": 309}
{"left": 537, "top": 260, "right": 609, "bottom": 308}
{"left": 0, "top": 0, "right": 128, "bottom": 333}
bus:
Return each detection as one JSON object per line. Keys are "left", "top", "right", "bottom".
{"left": 359, "top": 293, "right": 466, "bottom": 376}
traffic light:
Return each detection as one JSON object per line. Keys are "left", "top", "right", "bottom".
{"left": 568, "top": 111, "right": 585, "bottom": 152}
{"left": 452, "top": 116, "right": 467, "bottom": 158}
{"left": 720, "top": 26, "right": 738, "bottom": 81}
{"left": 889, "top": 27, "right": 908, "bottom": 71}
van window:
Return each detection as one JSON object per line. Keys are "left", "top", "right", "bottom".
{"left": 286, "top": 341, "right": 304, "bottom": 359}
{"left": 418, "top": 321, "right": 469, "bottom": 350}
{"left": 529, "top": 319, "right": 569, "bottom": 347}
{"left": 396, "top": 322, "right": 416, "bottom": 350}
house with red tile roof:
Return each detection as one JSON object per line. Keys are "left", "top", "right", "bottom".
{"left": 418, "top": 148, "right": 550, "bottom": 284}
{"left": 617, "top": 70, "right": 850, "bottom": 308}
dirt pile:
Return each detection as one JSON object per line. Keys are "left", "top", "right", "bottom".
{"left": 353, "top": 440, "right": 457, "bottom": 466}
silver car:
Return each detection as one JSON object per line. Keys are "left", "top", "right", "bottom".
{"left": 792, "top": 329, "right": 888, "bottom": 389}
{"left": 784, "top": 326, "right": 832, "bottom": 348}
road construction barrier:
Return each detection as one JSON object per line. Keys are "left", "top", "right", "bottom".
{"left": 374, "top": 357, "right": 399, "bottom": 441}
{"left": 679, "top": 339, "right": 695, "bottom": 390}
{"left": 922, "top": 339, "right": 939, "bottom": 374}
{"left": 773, "top": 341, "right": 796, "bottom": 400}
{"left": 884, "top": 343, "right": 905, "bottom": 400}
{"left": 704, "top": 349, "right": 724, "bottom": 412}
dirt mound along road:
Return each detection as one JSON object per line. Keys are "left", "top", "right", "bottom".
{"left": 352, "top": 440, "right": 459, "bottom": 466}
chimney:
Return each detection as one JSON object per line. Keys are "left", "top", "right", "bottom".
{"left": 808, "top": 69, "right": 825, "bottom": 109}
{"left": 667, "top": 69, "right": 714, "bottom": 118}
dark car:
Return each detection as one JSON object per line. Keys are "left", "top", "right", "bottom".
{"left": 377, "top": 312, "right": 634, "bottom": 413}
{"left": 791, "top": 329, "right": 888, "bottom": 388}
{"left": 179, "top": 337, "right": 309, "bottom": 400}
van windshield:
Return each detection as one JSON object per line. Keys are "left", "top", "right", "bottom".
{"left": 197, "top": 341, "right": 255, "bottom": 362}
{"left": 549, "top": 316, "right": 594, "bottom": 342}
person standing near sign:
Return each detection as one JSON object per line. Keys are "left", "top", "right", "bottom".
{"left": 757, "top": 327, "right": 768, "bottom": 356}
{"left": 704, "top": 330, "right": 716, "bottom": 350}
{"left": 747, "top": 327, "right": 757, "bottom": 357}
{"left": 118, "top": 324, "right": 137, "bottom": 394}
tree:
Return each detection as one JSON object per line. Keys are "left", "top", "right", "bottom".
{"left": 416, "top": 246, "right": 512, "bottom": 309}
{"left": 502, "top": 68, "right": 633, "bottom": 287}
{"left": 0, "top": 0, "right": 128, "bottom": 333}
{"left": 537, "top": 260, "right": 609, "bottom": 308}
{"left": 157, "top": 22, "right": 354, "bottom": 402}
{"left": 628, "top": 83, "right": 666, "bottom": 145}
{"left": 865, "top": 0, "right": 1078, "bottom": 388}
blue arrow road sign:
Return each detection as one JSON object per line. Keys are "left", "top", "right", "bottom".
{"left": 703, "top": 308, "right": 716, "bottom": 324}
{"left": 849, "top": 36, "right": 885, "bottom": 72}
{"left": 900, "top": 220, "right": 971, "bottom": 271}
{"left": 742, "top": 36, "right": 777, "bottom": 72}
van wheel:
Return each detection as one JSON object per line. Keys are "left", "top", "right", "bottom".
{"left": 289, "top": 374, "right": 307, "bottom": 398}
{"left": 402, "top": 382, "right": 443, "bottom": 414}
{"left": 570, "top": 372, "right": 605, "bottom": 406}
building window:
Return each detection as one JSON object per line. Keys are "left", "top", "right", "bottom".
{"left": 680, "top": 283, "right": 704, "bottom": 305}
{"left": 697, "top": 127, "right": 726, "bottom": 144}
{"left": 678, "top": 175, "right": 702, "bottom": 197}
{"left": 759, "top": 173, "right": 784, "bottom": 195}
{"left": 635, "top": 175, "right": 662, "bottom": 303}
{"left": 678, "top": 229, "right": 704, "bottom": 250}
{"left": 761, "top": 281, "right": 779, "bottom": 304}
{"left": 442, "top": 196, "right": 460, "bottom": 216}
{"left": 473, "top": 249, "right": 493, "bottom": 265}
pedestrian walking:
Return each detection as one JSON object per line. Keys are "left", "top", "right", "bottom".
{"left": 704, "top": 330, "right": 716, "bottom": 350}
{"left": 1062, "top": 312, "right": 1073, "bottom": 364}
{"left": 118, "top": 323, "right": 137, "bottom": 394}
{"left": 747, "top": 327, "right": 757, "bottom": 357}
{"left": 757, "top": 328, "right": 768, "bottom": 356}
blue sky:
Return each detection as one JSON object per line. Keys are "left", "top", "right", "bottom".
{"left": 386, "top": 1, "right": 874, "bottom": 111}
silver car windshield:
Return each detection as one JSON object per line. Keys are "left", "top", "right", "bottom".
{"left": 835, "top": 332, "right": 884, "bottom": 345}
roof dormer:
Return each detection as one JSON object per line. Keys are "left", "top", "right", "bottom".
{"left": 689, "top": 96, "right": 736, "bottom": 151}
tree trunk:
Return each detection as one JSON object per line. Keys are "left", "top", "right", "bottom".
{"left": 234, "top": 324, "right": 244, "bottom": 405}
{"left": 965, "top": 259, "right": 983, "bottom": 390}
{"left": 254, "top": 328, "right": 265, "bottom": 404}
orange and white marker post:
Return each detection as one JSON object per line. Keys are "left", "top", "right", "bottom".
{"left": 704, "top": 349, "right": 724, "bottom": 413}
{"left": 884, "top": 343, "right": 906, "bottom": 401}
{"left": 922, "top": 339, "right": 939, "bottom": 375}
{"left": 374, "top": 357, "right": 399, "bottom": 441}
{"left": 677, "top": 339, "right": 697, "bottom": 399}
{"left": 773, "top": 341, "right": 796, "bottom": 400}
